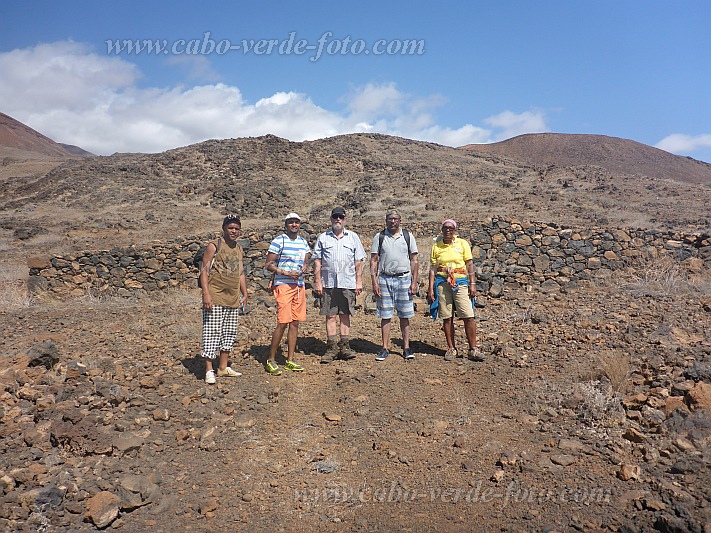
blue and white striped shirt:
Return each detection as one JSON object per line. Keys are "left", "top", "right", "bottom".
{"left": 313, "top": 229, "right": 367, "bottom": 289}
{"left": 268, "top": 234, "right": 311, "bottom": 287}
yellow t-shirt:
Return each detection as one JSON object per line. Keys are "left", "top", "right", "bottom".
{"left": 430, "top": 236, "right": 472, "bottom": 278}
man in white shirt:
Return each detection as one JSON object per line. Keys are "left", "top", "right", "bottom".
{"left": 313, "top": 207, "right": 366, "bottom": 363}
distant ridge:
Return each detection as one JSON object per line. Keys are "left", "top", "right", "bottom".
{"left": 0, "top": 112, "right": 92, "bottom": 158}
{"left": 460, "top": 133, "right": 711, "bottom": 185}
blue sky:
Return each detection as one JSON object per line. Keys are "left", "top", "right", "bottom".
{"left": 1, "top": 1, "right": 710, "bottom": 162}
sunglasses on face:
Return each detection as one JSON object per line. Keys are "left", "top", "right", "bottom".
{"left": 331, "top": 214, "right": 345, "bottom": 220}
{"left": 442, "top": 226, "right": 456, "bottom": 231}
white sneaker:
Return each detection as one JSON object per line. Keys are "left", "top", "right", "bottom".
{"left": 205, "top": 370, "right": 216, "bottom": 384}
{"left": 217, "top": 366, "right": 242, "bottom": 377}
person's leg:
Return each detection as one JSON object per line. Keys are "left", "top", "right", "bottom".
{"left": 325, "top": 314, "right": 338, "bottom": 336}
{"left": 217, "top": 307, "right": 241, "bottom": 375}
{"left": 202, "top": 307, "right": 221, "bottom": 379}
{"left": 338, "top": 313, "right": 356, "bottom": 359}
{"left": 381, "top": 318, "right": 392, "bottom": 349}
{"left": 287, "top": 322, "right": 298, "bottom": 360}
{"left": 393, "top": 275, "right": 414, "bottom": 353}
{"left": 268, "top": 322, "right": 288, "bottom": 362}
{"left": 339, "top": 313, "right": 351, "bottom": 337}
{"left": 217, "top": 350, "right": 230, "bottom": 371}
{"left": 399, "top": 317, "right": 411, "bottom": 349}
{"left": 443, "top": 317, "right": 455, "bottom": 350}
{"left": 321, "top": 315, "right": 340, "bottom": 363}
{"left": 464, "top": 317, "right": 477, "bottom": 349}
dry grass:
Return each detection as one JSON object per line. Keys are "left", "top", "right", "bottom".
{"left": 598, "top": 350, "right": 631, "bottom": 395}
{"left": 574, "top": 350, "right": 630, "bottom": 425}
{"left": 0, "top": 264, "right": 33, "bottom": 310}
{"left": 616, "top": 255, "right": 708, "bottom": 297}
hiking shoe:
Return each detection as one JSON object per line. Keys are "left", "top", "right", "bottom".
{"left": 266, "top": 360, "right": 282, "bottom": 376}
{"left": 443, "top": 348, "right": 458, "bottom": 361}
{"left": 468, "top": 347, "right": 485, "bottom": 362}
{"left": 217, "top": 366, "right": 242, "bottom": 377}
{"left": 403, "top": 348, "right": 415, "bottom": 361}
{"left": 375, "top": 348, "right": 389, "bottom": 361}
{"left": 321, "top": 340, "right": 339, "bottom": 364}
{"left": 284, "top": 360, "right": 304, "bottom": 372}
{"left": 338, "top": 340, "right": 357, "bottom": 360}
{"left": 205, "top": 370, "right": 216, "bottom": 385}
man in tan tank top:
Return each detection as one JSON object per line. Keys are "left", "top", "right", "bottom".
{"left": 200, "top": 214, "right": 249, "bottom": 384}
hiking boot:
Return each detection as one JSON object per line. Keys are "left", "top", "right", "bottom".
{"left": 375, "top": 348, "right": 389, "bottom": 361}
{"left": 217, "top": 366, "right": 242, "bottom": 377}
{"left": 468, "top": 347, "right": 485, "bottom": 362}
{"left": 205, "top": 370, "right": 216, "bottom": 385}
{"left": 266, "top": 360, "right": 282, "bottom": 376}
{"left": 284, "top": 360, "right": 304, "bottom": 371}
{"left": 338, "top": 339, "right": 356, "bottom": 360}
{"left": 443, "top": 348, "right": 458, "bottom": 361}
{"left": 321, "top": 339, "right": 339, "bottom": 364}
{"left": 403, "top": 348, "right": 415, "bottom": 361}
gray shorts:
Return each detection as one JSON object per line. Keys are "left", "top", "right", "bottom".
{"left": 320, "top": 288, "right": 356, "bottom": 316}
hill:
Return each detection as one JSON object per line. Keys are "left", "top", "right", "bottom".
{"left": 0, "top": 112, "right": 91, "bottom": 159}
{"left": 1, "top": 133, "right": 709, "bottom": 257}
{"left": 461, "top": 133, "right": 711, "bottom": 185}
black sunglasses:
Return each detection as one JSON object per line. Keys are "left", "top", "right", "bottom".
{"left": 442, "top": 226, "right": 456, "bottom": 231}
{"left": 331, "top": 214, "right": 345, "bottom": 219}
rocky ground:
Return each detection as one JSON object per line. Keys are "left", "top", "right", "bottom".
{"left": 1, "top": 260, "right": 709, "bottom": 532}
{"left": 1, "top": 134, "right": 710, "bottom": 531}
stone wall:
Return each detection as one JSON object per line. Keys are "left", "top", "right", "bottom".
{"left": 27, "top": 216, "right": 709, "bottom": 298}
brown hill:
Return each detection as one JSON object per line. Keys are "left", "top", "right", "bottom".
{"left": 0, "top": 112, "right": 91, "bottom": 159}
{"left": 1, "top": 133, "right": 709, "bottom": 255}
{"left": 461, "top": 133, "right": 711, "bottom": 185}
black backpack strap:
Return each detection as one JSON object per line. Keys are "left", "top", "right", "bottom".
{"left": 378, "top": 229, "right": 411, "bottom": 256}
{"left": 402, "top": 229, "right": 411, "bottom": 256}
{"left": 377, "top": 230, "right": 386, "bottom": 256}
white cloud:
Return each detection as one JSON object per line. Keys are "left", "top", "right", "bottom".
{"left": 0, "top": 41, "right": 549, "bottom": 154}
{"left": 655, "top": 133, "right": 711, "bottom": 155}
{"left": 483, "top": 110, "right": 547, "bottom": 140}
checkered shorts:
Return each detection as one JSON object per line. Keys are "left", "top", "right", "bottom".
{"left": 376, "top": 274, "right": 414, "bottom": 319}
{"left": 201, "top": 305, "right": 239, "bottom": 359}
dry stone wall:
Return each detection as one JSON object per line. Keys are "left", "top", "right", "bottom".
{"left": 27, "top": 216, "right": 709, "bottom": 298}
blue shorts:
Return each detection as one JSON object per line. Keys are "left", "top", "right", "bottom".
{"left": 376, "top": 274, "right": 414, "bottom": 319}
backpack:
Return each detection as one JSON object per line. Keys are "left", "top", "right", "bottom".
{"left": 194, "top": 237, "right": 222, "bottom": 288}
{"left": 377, "top": 229, "right": 411, "bottom": 257}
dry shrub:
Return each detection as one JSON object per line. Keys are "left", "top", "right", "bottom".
{"left": 598, "top": 350, "right": 630, "bottom": 395}
{"left": 0, "top": 279, "right": 32, "bottom": 311}
{"left": 575, "top": 351, "right": 630, "bottom": 425}
{"left": 621, "top": 256, "right": 690, "bottom": 297}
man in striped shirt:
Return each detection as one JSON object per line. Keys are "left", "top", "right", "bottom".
{"left": 264, "top": 213, "right": 312, "bottom": 375}
{"left": 313, "top": 207, "right": 367, "bottom": 363}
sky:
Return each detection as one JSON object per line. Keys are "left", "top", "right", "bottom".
{"left": 1, "top": 1, "right": 710, "bottom": 163}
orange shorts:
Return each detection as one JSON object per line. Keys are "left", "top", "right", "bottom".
{"left": 274, "top": 284, "right": 307, "bottom": 323}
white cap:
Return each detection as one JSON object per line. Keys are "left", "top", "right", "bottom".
{"left": 284, "top": 212, "right": 302, "bottom": 222}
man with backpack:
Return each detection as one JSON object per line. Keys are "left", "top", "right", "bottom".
{"left": 369, "top": 209, "right": 419, "bottom": 361}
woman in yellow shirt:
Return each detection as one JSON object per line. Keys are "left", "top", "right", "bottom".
{"left": 427, "top": 219, "right": 483, "bottom": 362}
